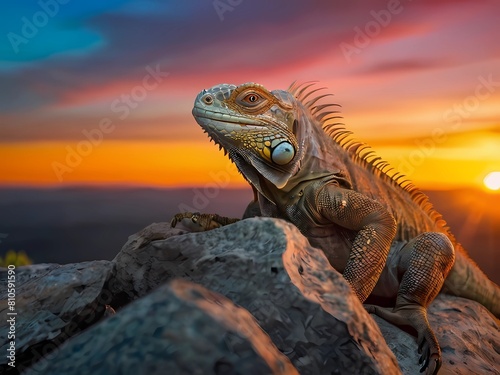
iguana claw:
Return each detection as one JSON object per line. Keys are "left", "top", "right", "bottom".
{"left": 170, "top": 212, "right": 240, "bottom": 232}
{"left": 365, "top": 304, "right": 441, "bottom": 375}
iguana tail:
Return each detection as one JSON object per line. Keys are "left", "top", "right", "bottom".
{"left": 442, "top": 245, "right": 500, "bottom": 318}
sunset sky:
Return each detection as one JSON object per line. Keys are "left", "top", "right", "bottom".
{"left": 1, "top": 0, "right": 499, "bottom": 190}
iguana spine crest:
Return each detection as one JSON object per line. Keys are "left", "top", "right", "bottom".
{"left": 288, "top": 81, "right": 456, "bottom": 245}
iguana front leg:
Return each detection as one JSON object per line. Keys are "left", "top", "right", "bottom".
{"left": 315, "top": 184, "right": 397, "bottom": 301}
{"left": 171, "top": 212, "right": 240, "bottom": 232}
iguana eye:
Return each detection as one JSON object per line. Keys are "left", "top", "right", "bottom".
{"left": 245, "top": 94, "right": 259, "bottom": 103}
{"left": 238, "top": 92, "right": 264, "bottom": 107}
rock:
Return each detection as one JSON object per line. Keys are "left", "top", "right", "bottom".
{"left": 0, "top": 263, "right": 59, "bottom": 285}
{"left": 111, "top": 222, "right": 185, "bottom": 305}
{"left": 112, "top": 217, "right": 400, "bottom": 375}
{"left": 0, "top": 261, "right": 115, "bottom": 374}
{"left": 23, "top": 279, "right": 299, "bottom": 375}
{"left": 7, "top": 218, "right": 498, "bottom": 375}
{"left": 374, "top": 294, "right": 500, "bottom": 375}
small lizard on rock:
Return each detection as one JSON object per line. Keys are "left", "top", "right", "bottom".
{"left": 171, "top": 82, "right": 500, "bottom": 374}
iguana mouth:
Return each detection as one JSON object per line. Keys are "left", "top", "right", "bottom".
{"left": 193, "top": 105, "right": 273, "bottom": 155}
{"left": 192, "top": 106, "right": 264, "bottom": 127}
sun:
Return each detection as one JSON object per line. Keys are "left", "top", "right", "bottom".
{"left": 483, "top": 171, "right": 500, "bottom": 191}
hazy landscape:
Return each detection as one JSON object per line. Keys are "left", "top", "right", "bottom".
{"left": 0, "top": 187, "right": 498, "bottom": 285}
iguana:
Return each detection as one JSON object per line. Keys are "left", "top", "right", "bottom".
{"left": 171, "top": 82, "right": 500, "bottom": 374}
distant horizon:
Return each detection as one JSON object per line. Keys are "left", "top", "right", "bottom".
{"left": 0, "top": 180, "right": 498, "bottom": 193}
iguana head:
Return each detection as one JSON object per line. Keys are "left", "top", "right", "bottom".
{"left": 192, "top": 82, "right": 318, "bottom": 190}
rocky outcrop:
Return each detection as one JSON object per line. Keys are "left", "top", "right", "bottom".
{"left": 1, "top": 218, "right": 498, "bottom": 375}
{"left": 112, "top": 218, "right": 400, "bottom": 374}
{"left": 23, "top": 279, "right": 298, "bottom": 375}
{"left": 0, "top": 261, "right": 115, "bottom": 374}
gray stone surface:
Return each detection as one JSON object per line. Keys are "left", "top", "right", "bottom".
{"left": 111, "top": 221, "right": 185, "bottom": 302}
{"left": 112, "top": 217, "right": 400, "bottom": 375}
{"left": 5, "top": 218, "right": 498, "bottom": 375}
{"left": 0, "top": 260, "right": 115, "bottom": 374}
{"left": 0, "top": 264, "right": 60, "bottom": 286}
{"left": 23, "top": 279, "right": 299, "bottom": 375}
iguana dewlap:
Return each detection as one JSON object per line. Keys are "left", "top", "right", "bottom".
{"left": 171, "top": 82, "right": 500, "bottom": 375}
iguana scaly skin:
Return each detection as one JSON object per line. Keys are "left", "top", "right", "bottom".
{"left": 171, "top": 82, "right": 500, "bottom": 374}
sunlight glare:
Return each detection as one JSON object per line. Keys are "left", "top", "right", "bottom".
{"left": 483, "top": 171, "right": 500, "bottom": 191}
